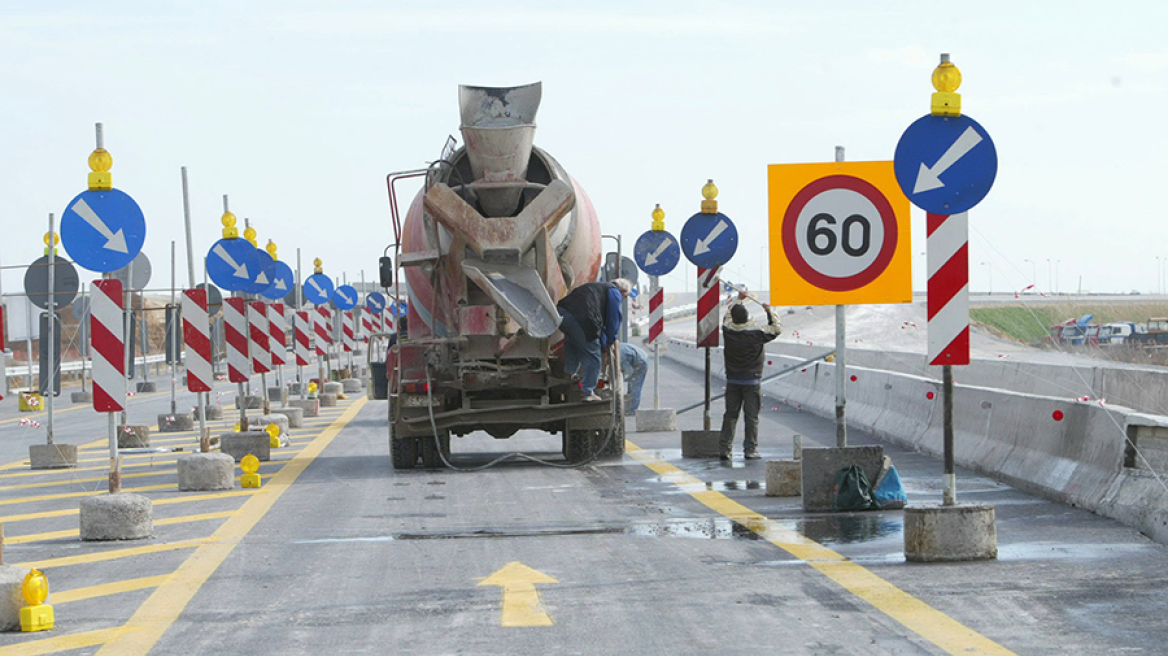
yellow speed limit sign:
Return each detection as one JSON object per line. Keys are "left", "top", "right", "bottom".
{"left": 768, "top": 161, "right": 911, "bottom": 306}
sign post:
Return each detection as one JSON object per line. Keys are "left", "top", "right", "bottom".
{"left": 633, "top": 204, "right": 681, "bottom": 432}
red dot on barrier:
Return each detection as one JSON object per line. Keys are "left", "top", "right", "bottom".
{"left": 850, "top": 375, "right": 857, "bottom": 382}
{"left": 926, "top": 391, "right": 935, "bottom": 400}
{"left": 1053, "top": 410, "right": 1064, "bottom": 421}
{"left": 767, "top": 360, "right": 772, "bottom": 365}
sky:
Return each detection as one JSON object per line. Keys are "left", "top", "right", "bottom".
{"left": 2, "top": 1, "right": 1167, "bottom": 305}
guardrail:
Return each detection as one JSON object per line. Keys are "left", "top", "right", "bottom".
{"left": 3, "top": 353, "right": 178, "bottom": 390}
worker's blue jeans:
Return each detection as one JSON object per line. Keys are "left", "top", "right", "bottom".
{"left": 558, "top": 310, "right": 601, "bottom": 395}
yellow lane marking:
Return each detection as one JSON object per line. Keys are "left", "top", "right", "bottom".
{"left": 54, "top": 575, "right": 171, "bottom": 604}
{"left": 624, "top": 441, "right": 1018, "bottom": 656}
{"left": 0, "top": 469, "right": 179, "bottom": 492}
{"left": 7, "top": 511, "right": 236, "bottom": 545}
{"left": 0, "top": 627, "right": 125, "bottom": 655}
{"left": 0, "top": 485, "right": 172, "bottom": 508}
{"left": 0, "top": 490, "right": 256, "bottom": 524}
{"left": 478, "top": 562, "right": 558, "bottom": 627}
{"left": 97, "top": 397, "right": 367, "bottom": 655}
{"left": 14, "top": 538, "right": 214, "bottom": 570}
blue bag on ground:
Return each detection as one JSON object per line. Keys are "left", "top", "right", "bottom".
{"left": 874, "top": 464, "right": 907, "bottom": 510}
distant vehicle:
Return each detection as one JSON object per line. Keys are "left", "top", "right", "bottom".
{"left": 1133, "top": 317, "right": 1168, "bottom": 346}
{"left": 1098, "top": 322, "right": 1136, "bottom": 345}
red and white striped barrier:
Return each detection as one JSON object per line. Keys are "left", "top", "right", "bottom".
{"left": 268, "top": 302, "right": 287, "bottom": 367}
{"left": 361, "top": 307, "right": 373, "bottom": 342}
{"left": 343, "top": 311, "right": 356, "bottom": 353}
{"left": 697, "top": 266, "right": 721, "bottom": 348}
{"left": 927, "top": 212, "right": 970, "bottom": 365}
{"left": 224, "top": 298, "right": 251, "bottom": 383}
{"left": 249, "top": 301, "right": 271, "bottom": 374}
{"left": 182, "top": 289, "right": 212, "bottom": 393}
{"left": 647, "top": 285, "right": 664, "bottom": 346}
{"left": 91, "top": 280, "right": 125, "bottom": 412}
{"left": 295, "top": 311, "right": 312, "bottom": 366}
{"left": 314, "top": 306, "right": 332, "bottom": 356}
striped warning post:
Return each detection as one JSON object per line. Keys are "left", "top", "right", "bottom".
{"left": 646, "top": 283, "right": 664, "bottom": 346}
{"left": 314, "top": 306, "right": 332, "bottom": 356}
{"left": 224, "top": 298, "right": 251, "bottom": 383}
{"left": 372, "top": 306, "right": 383, "bottom": 335}
{"left": 91, "top": 280, "right": 126, "bottom": 412}
{"left": 249, "top": 301, "right": 271, "bottom": 374}
{"left": 182, "top": 289, "right": 212, "bottom": 393}
{"left": 268, "top": 303, "right": 287, "bottom": 367}
{"left": 361, "top": 307, "right": 373, "bottom": 342}
{"left": 295, "top": 311, "right": 312, "bottom": 366}
{"left": 342, "top": 310, "right": 356, "bottom": 353}
{"left": 697, "top": 266, "right": 721, "bottom": 348}
{"left": 927, "top": 212, "right": 970, "bottom": 365}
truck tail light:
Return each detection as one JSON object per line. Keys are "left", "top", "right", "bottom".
{"left": 403, "top": 382, "right": 431, "bottom": 394}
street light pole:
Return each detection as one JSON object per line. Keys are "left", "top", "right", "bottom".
{"left": 980, "top": 261, "right": 992, "bottom": 295}
{"left": 1024, "top": 259, "right": 1036, "bottom": 288}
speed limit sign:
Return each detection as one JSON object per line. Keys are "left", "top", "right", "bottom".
{"left": 768, "top": 161, "right": 911, "bottom": 305}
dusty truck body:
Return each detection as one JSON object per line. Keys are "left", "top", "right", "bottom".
{"left": 384, "top": 83, "right": 624, "bottom": 469}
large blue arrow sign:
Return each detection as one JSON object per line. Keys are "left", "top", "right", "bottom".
{"left": 681, "top": 212, "right": 738, "bottom": 269}
{"left": 260, "top": 260, "right": 295, "bottom": 301}
{"left": 332, "top": 285, "right": 358, "bottom": 310}
{"left": 303, "top": 273, "right": 334, "bottom": 305}
{"left": 242, "top": 248, "right": 277, "bottom": 295}
{"left": 894, "top": 114, "right": 997, "bottom": 215}
{"left": 365, "top": 291, "right": 387, "bottom": 313}
{"left": 206, "top": 238, "right": 261, "bottom": 292}
{"left": 634, "top": 230, "right": 681, "bottom": 277}
{"left": 60, "top": 189, "right": 146, "bottom": 273}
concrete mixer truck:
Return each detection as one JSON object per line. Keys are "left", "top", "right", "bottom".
{"left": 383, "top": 83, "right": 625, "bottom": 469}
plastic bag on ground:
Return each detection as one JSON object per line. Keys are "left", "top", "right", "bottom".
{"left": 832, "top": 464, "right": 880, "bottom": 512}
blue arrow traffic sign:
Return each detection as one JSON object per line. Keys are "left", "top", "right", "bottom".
{"left": 206, "top": 238, "right": 261, "bottom": 293}
{"left": 390, "top": 300, "right": 408, "bottom": 318}
{"left": 60, "top": 189, "right": 146, "bottom": 273}
{"left": 303, "top": 273, "right": 334, "bottom": 305}
{"left": 241, "top": 248, "right": 277, "bottom": 295}
{"left": 260, "top": 260, "right": 295, "bottom": 301}
{"left": 634, "top": 230, "right": 681, "bottom": 277}
{"left": 365, "top": 291, "right": 387, "bottom": 313}
{"left": 680, "top": 212, "right": 738, "bottom": 269}
{"left": 333, "top": 285, "right": 358, "bottom": 310}
{"left": 894, "top": 114, "right": 997, "bottom": 215}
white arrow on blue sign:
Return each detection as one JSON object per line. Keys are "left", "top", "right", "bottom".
{"left": 260, "top": 260, "right": 295, "bottom": 301}
{"left": 303, "top": 273, "right": 334, "bottom": 305}
{"left": 634, "top": 230, "right": 681, "bottom": 277}
{"left": 333, "top": 284, "right": 358, "bottom": 310}
{"left": 894, "top": 114, "right": 997, "bottom": 215}
{"left": 243, "top": 248, "right": 277, "bottom": 295}
{"left": 680, "top": 212, "right": 738, "bottom": 269}
{"left": 365, "top": 291, "right": 387, "bottom": 313}
{"left": 60, "top": 189, "right": 146, "bottom": 273}
{"left": 206, "top": 238, "right": 261, "bottom": 293}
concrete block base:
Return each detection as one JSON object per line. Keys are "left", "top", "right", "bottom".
{"left": 235, "top": 395, "right": 264, "bottom": 410}
{"left": 71, "top": 391, "right": 93, "bottom": 403}
{"left": 681, "top": 430, "right": 722, "bottom": 458}
{"left": 267, "top": 387, "right": 285, "bottom": 403}
{"left": 196, "top": 404, "right": 225, "bottom": 421}
{"left": 0, "top": 566, "right": 31, "bottom": 631}
{"left": 341, "top": 378, "right": 363, "bottom": 393}
{"left": 271, "top": 407, "right": 305, "bottom": 428}
{"left": 636, "top": 409, "right": 677, "bottom": 432}
{"left": 319, "top": 394, "right": 338, "bottom": 407}
{"left": 765, "top": 459, "right": 802, "bottom": 497}
{"left": 136, "top": 381, "right": 157, "bottom": 393}
{"left": 158, "top": 413, "right": 195, "bottom": 433}
{"left": 177, "top": 452, "right": 236, "bottom": 491}
{"left": 801, "top": 445, "right": 884, "bottom": 512}
{"left": 323, "top": 381, "right": 344, "bottom": 396}
{"left": 79, "top": 493, "right": 153, "bottom": 541}
{"left": 288, "top": 399, "right": 319, "bottom": 417}
{"left": 29, "top": 444, "right": 78, "bottom": 469}
{"left": 117, "top": 425, "right": 151, "bottom": 449}
{"left": 253, "top": 414, "right": 290, "bottom": 437}
{"left": 904, "top": 503, "right": 998, "bottom": 562}
{"left": 219, "top": 431, "right": 271, "bottom": 462}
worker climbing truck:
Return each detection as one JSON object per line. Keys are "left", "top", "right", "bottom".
{"left": 383, "top": 83, "right": 624, "bottom": 469}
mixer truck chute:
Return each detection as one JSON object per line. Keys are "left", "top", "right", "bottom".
{"left": 384, "top": 83, "right": 624, "bottom": 469}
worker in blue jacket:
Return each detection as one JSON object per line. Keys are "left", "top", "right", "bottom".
{"left": 557, "top": 279, "right": 632, "bottom": 401}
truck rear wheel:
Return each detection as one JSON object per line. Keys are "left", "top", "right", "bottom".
{"left": 391, "top": 435, "right": 419, "bottom": 470}
{"left": 564, "top": 429, "right": 594, "bottom": 464}
{"left": 596, "top": 394, "right": 626, "bottom": 459}
{"left": 420, "top": 432, "right": 451, "bottom": 469}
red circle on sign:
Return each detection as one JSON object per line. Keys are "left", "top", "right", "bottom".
{"left": 782, "top": 175, "right": 898, "bottom": 292}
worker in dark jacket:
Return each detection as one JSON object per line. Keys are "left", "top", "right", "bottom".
{"left": 557, "top": 279, "right": 631, "bottom": 401}
{"left": 719, "top": 291, "right": 781, "bottom": 461}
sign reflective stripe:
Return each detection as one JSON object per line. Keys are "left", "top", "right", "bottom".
{"left": 90, "top": 280, "right": 125, "bottom": 412}
{"left": 182, "top": 289, "right": 212, "bottom": 392}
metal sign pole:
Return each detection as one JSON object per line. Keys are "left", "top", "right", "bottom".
{"left": 121, "top": 257, "right": 133, "bottom": 427}
{"left": 943, "top": 364, "right": 956, "bottom": 505}
{"left": 703, "top": 347, "right": 711, "bottom": 431}
{"left": 834, "top": 145, "right": 848, "bottom": 448}
{"left": 181, "top": 166, "right": 209, "bottom": 451}
{"left": 169, "top": 240, "right": 177, "bottom": 414}
{"left": 46, "top": 214, "right": 56, "bottom": 445}
{"left": 297, "top": 249, "right": 305, "bottom": 400}
{"left": 651, "top": 275, "right": 660, "bottom": 410}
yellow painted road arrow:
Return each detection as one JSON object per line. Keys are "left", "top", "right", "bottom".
{"left": 478, "top": 562, "right": 558, "bottom": 627}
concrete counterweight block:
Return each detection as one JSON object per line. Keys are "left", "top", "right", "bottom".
{"left": 801, "top": 445, "right": 884, "bottom": 512}
{"left": 681, "top": 430, "right": 722, "bottom": 458}
{"left": 136, "top": 381, "right": 157, "bottom": 393}
{"left": 323, "top": 381, "right": 344, "bottom": 396}
{"left": 636, "top": 409, "right": 677, "bottom": 432}
{"left": 271, "top": 407, "right": 305, "bottom": 428}
{"left": 0, "top": 566, "right": 32, "bottom": 631}
{"left": 288, "top": 399, "right": 320, "bottom": 417}
{"left": 267, "top": 387, "right": 285, "bottom": 403}
{"left": 219, "top": 431, "right": 272, "bottom": 462}
{"left": 29, "top": 444, "right": 78, "bottom": 470}
{"left": 765, "top": 460, "right": 802, "bottom": 497}
{"left": 341, "top": 378, "right": 364, "bottom": 393}
{"left": 235, "top": 395, "right": 264, "bottom": 410}
{"left": 319, "top": 394, "right": 338, "bottom": 407}
{"left": 904, "top": 504, "right": 998, "bottom": 562}
{"left": 177, "top": 452, "right": 236, "bottom": 491}
{"left": 117, "top": 425, "right": 151, "bottom": 449}
{"left": 158, "top": 413, "right": 196, "bottom": 433}
{"left": 196, "top": 404, "right": 225, "bottom": 421}
{"left": 79, "top": 493, "right": 153, "bottom": 541}
{"left": 71, "top": 390, "right": 93, "bottom": 403}
{"left": 253, "top": 414, "right": 290, "bottom": 439}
